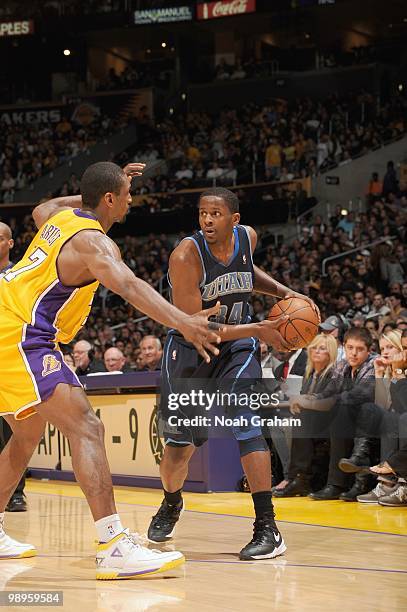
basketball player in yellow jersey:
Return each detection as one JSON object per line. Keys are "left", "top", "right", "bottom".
{"left": 0, "top": 161, "right": 223, "bottom": 580}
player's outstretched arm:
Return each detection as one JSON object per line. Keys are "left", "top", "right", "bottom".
{"left": 32, "top": 163, "right": 146, "bottom": 230}
{"left": 79, "top": 232, "right": 222, "bottom": 363}
{"left": 169, "top": 240, "right": 293, "bottom": 351}
{"left": 245, "top": 225, "right": 320, "bottom": 322}
{"left": 32, "top": 195, "right": 83, "bottom": 230}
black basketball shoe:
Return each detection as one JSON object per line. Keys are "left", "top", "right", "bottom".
{"left": 239, "top": 512, "right": 286, "bottom": 560}
{"left": 147, "top": 499, "right": 184, "bottom": 543}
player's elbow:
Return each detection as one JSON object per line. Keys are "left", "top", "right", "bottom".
{"left": 32, "top": 206, "right": 43, "bottom": 229}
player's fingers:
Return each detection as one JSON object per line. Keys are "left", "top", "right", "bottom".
{"left": 208, "top": 321, "right": 223, "bottom": 332}
{"left": 277, "top": 334, "right": 294, "bottom": 351}
{"left": 204, "top": 302, "right": 221, "bottom": 317}
{"left": 268, "top": 315, "right": 288, "bottom": 328}
{"left": 196, "top": 344, "right": 211, "bottom": 363}
{"left": 206, "top": 329, "right": 222, "bottom": 345}
{"left": 203, "top": 339, "right": 220, "bottom": 356}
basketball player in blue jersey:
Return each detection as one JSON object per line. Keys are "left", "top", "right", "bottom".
{"left": 148, "top": 187, "right": 319, "bottom": 560}
{"left": 0, "top": 162, "right": 224, "bottom": 579}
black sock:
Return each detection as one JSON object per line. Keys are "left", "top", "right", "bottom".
{"left": 164, "top": 488, "right": 183, "bottom": 506}
{"left": 252, "top": 491, "right": 273, "bottom": 519}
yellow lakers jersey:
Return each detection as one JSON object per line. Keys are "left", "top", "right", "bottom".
{"left": 0, "top": 208, "right": 104, "bottom": 344}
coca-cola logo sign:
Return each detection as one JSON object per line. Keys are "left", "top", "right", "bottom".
{"left": 197, "top": 0, "right": 256, "bottom": 20}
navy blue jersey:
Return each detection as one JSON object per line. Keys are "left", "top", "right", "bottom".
{"left": 169, "top": 225, "right": 254, "bottom": 325}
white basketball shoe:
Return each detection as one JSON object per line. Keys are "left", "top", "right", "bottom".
{"left": 0, "top": 524, "right": 36, "bottom": 559}
{"left": 96, "top": 529, "right": 185, "bottom": 580}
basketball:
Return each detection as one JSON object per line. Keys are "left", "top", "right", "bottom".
{"left": 268, "top": 297, "right": 319, "bottom": 349}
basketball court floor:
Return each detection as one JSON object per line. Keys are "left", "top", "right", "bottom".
{"left": 3, "top": 480, "right": 406, "bottom": 611}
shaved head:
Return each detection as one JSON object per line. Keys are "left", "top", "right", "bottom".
{"left": 0, "top": 221, "right": 13, "bottom": 267}
{"left": 0, "top": 222, "right": 12, "bottom": 239}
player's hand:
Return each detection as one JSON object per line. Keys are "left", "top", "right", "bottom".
{"left": 285, "top": 291, "right": 321, "bottom": 324}
{"left": 123, "top": 162, "right": 146, "bottom": 177}
{"left": 257, "top": 317, "right": 292, "bottom": 351}
{"left": 178, "top": 303, "right": 225, "bottom": 363}
{"left": 290, "top": 403, "right": 302, "bottom": 416}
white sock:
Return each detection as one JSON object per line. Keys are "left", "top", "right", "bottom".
{"left": 95, "top": 514, "right": 124, "bottom": 543}
{"left": 0, "top": 512, "right": 4, "bottom": 535}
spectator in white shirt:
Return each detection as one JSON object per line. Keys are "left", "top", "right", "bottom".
{"left": 206, "top": 162, "right": 224, "bottom": 180}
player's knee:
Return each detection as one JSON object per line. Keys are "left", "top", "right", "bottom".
{"left": 10, "top": 417, "right": 45, "bottom": 447}
{"left": 238, "top": 436, "right": 269, "bottom": 457}
{"left": 81, "top": 409, "right": 104, "bottom": 439}
{"left": 165, "top": 444, "right": 193, "bottom": 467}
{"left": 62, "top": 406, "right": 102, "bottom": 440}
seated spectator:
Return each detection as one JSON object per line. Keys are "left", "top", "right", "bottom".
{"left": 319, "top": 315, "right": 346, "bottom": 361}
{"left": 175, "top": 164, "right": 193, "bottom": 182}
{"left": 386, "top": 293, "right": 407, "bottom": 321}
{"left": 73, "top": 340, "right": 105, "bottom": 376}
{"left": 351, "top": 291, "right": 371, "bottom": 317}
{"left": 63, "top": 352, "right": 76, "bottom": 372}
{"left": 206, "top": 162, "right": 224, "bottom": 181}
{"left": 369, "top": 293, "right": 391, "bottom": 317}
{"left": 221, "top": 161, "right": 237, "bottom": 185}
{"left": 275, "top": 334, "right": 338, "bottom": 497}
{"left": 103, "top": 347, "right": 132, "bottom": 373}
{"left": 269, "top": 348, "right": 307, "bottom": 493}
{"left": 138, "top": 335, "right": 162, "bottom": 371}
{"left": 337, "top": 211, "right": 355, "bottom": 236}
{"left": 291, "top": 328, "right": 376, "bottom": 501}
{"left": 396, "top": 317, "right": 407, "bottom": 332}
{"left": 364, "top": 318, "right": 380, "bottom": 341}
{"left": 342, "top": 330, "right": 407, "bottom": 506}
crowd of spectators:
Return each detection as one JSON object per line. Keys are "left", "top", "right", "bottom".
{"left": 1, "top": 89, "right": 404, "bottom": 207}
{"left": 0, "top": 113, "right": 129, "bottom": 202}
{"left": 116, "top": 90, "right": 406, "bottom": 198}
{"left": 4, "top": 161, "right": 406, "bottom": 375}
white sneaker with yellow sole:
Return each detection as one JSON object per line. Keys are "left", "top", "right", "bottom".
{"left": 0, "top": 530, "right": 37, "bottom": 559}
{"left": 96, "top": 530, "right": 185, "bottom": 580}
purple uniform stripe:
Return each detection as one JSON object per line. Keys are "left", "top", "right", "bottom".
{"left": 21, "top": 281, "right": 82, "bottom": 401}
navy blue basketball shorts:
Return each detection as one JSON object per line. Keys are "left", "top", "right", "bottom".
{"left": 159, "top": 332, "right": 262, "bottom": 447}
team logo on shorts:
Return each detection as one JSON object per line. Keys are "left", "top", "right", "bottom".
{"left": 42, "top": 354, "right": 62, "bottom": 377}
{"left": 243, "top": 254, "right": 246, "bottom": 264}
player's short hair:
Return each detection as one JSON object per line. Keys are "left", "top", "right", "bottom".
{"left": 80, "top": 162, "right": 127, "bottom": 209}
{"left": 199, "top": 187, "right": 239, "bottom": 213}
{"left": 343, "top": 327, "right": 372, "bottom": 349}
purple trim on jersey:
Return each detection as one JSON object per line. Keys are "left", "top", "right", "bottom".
{"left": 0, "top": 261, "right": 13, "bottom": 275}
{"left": 73, "top": 209, "right": 99, "bottom": 221}
{"left": 21, "top": 281, "right": 82, "bottom": 400}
